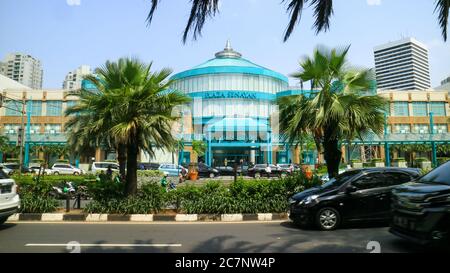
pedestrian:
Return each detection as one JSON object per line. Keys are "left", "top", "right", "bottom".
{"left": 160, "top": 174, "right": 168, "bottom": 188}
{"left": 265, "top": 163, "right": 272, "bottom": 178}
{"left": 106, "top": 165, "right": 113, "bottom": 179}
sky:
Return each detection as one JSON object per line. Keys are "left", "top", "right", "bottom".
{"left": 0, "top": 0, "right": 449, "bottom": 89}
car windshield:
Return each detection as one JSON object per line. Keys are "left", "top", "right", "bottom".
{"left": 417, "top": 162, "right": 450, "bottom": 185}
{"left": 0, "top": 169, "right": 9, "bottom": 179}
{"left": 320, "top": 170, "right": 361, "bottom": 189}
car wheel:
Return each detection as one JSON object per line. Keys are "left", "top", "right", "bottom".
{"left": 316, "top": 207, "right": 341, "bottom": 231}
{"left": 53, "top": 172, "right": 59, "bottom": 176}
{"left": 73, "top": 172, "right": 80, "bottom": 176}
{"left": 209, "top": 173, "right": 215, "bottom": 178}
{"left": 254, "top": 172, "right": 261, "bottom": 179}
{"left": 280, "top": 173, "right": 287, "bottom": 178}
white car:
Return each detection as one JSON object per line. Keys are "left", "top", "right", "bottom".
{"left": 30, "top": 166, "right": 54, "bottom": 175}
{"left": 0, "top": 168, "right": 20, "bottom": 225}
{"left": 91, "top": 162, "right": 120, "bottom": 173}
{"left": 51, "top": 164, "right": 85, "bottom": 175}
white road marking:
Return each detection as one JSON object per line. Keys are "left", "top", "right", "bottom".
{"left": 26, "top": 243, "right": 182, "bottom": 247}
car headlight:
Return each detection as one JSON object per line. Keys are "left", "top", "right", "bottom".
{"left": 289, "top": 198, "right": 298, "bottom": 205}
{"left": 300, "top": 195, "right": 320, "bottom": 205}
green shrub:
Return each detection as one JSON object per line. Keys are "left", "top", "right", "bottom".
{"left": 415, "top": 157, "right": 430, "bottom": 163}
{"left": 19, "top": 193, "right": 59, "bottom": 213}
{"left": 350, "top": 159, "right": 362, "bottom": 163}
{"left": 371, "top": 158, "right": 384, "bottom": 163}
{"left": 6, "top": 158, "right": 19, "bottom": 163}
{"left": 437, "top": 157, "right": 450, "bottom": 165}
{"left": 393, "top": 157, "right": 406, "bottom": 162}
{"left": 137, "top": 170, "right": 165, "bottom": 177}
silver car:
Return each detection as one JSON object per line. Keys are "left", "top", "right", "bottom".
{"left": 51, "top": 164, "right": 85, "bottom": 175}
{"left": 0, "top": 169, "right": 20, "bottom": 225}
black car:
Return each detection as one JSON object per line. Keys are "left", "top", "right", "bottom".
{"left": 215, "top": 166, "right": 236, "bottom": 176}
{"left": 138, "top": 162, "right": 160, "bottom": 170}
{"left": 198, "top": 163, "right": 220, "bottom": 178}
{"left": 390, "top": 161, "right": 450, "bottom": 246}
{"left": 247, "top": 164, "right": 287, "bottom": 178}
{"left": 289, "top": 168, "right": 421, "bottom": 230}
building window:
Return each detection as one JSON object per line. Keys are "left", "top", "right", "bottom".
{"left": 45, "top": 124, "right": 61, "bottom": 134}
{"left": 393, "top": 102, "right": 409, "bottom": 116}
{"left": 394, "top": 124, "right": 411, "bottom": 134}
{"left": 3, "top": 124, "right": 20, "bottom": 134}
{"left": 429, "top": 102, "right": 446, "bottom": 116}
{"left": 412, "top": 102, "right": 428, "bottom": 117}
{"left": 30, "top": 124, "right": 41, "bottom": 134}
{"left": 31, "top": 101, "right": 42, "bottom": 116}
{"left": 5, "top": 101, "right": 22, "bottom": 116}
{"left": 412, "top": 124, "right": 429, "bottom": 134}
{"left": 433, "top": 124, "right": 448, "bottom": 134}
{"left": 46, "top": 101, "right": 62, "bottom": 116}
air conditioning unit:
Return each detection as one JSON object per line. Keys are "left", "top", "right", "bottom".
{"left": 400, "top": 130, "right": 406, "bottom": 134}
{"left": 49, "top": 130, "right": 56, "bottom": 134}
{"left": 419, "top": 130, "right": 425, "bottom": 134}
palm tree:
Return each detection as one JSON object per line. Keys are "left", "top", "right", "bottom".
{"left": 147, "top": 0, "right": 449, "bottom": 42}
{"left": 278, "top": 45, "right": 387, "bottom": 178}
{"left": 66, "top": 58, "right": 191, "bottom": 195}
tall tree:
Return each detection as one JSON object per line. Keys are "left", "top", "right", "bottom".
{"left": 66, "top": 58, "right": 191, "bottom": 195}
{"left": 278, "top": 46, "right": 387, "bottom": 178}
{"left": 147, "top": 0, "right": 449, "bottom": 42}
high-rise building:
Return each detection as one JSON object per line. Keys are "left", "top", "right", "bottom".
{"left": 374, "top": 38, "right": 431, "bottom": 90}
{"left": 435, "top": 75, "right": 450, "bottom": 91}
{"left": 0, "top": 53, "right": 43, "bottom": 89}
{"left": 62, "top": 65, "right": 92, "bottom": 90}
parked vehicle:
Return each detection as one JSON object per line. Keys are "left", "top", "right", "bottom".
{"left": 91, "top": 162, "right": 120, "bottom": 173}
{"left": 30, "top": 166, "right": 54, "bottom": 175}
{"left": 139, "top": 162, "right": 160, "bottom": 170}
{"left": 289, "top": 168, "right": 421, "bottom": 230}
{"left": 390, "top": 161, "right": 450, "bottom": 246}
{"left": 0, "top": 168, "right": 20, "bottom": 225}
{"left": 158, "top": 164, "right": 186, "bottom": 177}
{"left": 277, "top": 164, "right": 301, "bottom": 174}
{"left": 49, "top": 181, "right": 76, "bottom": 199}
{"left": 198, "top": 163, "right": 220, "bottom": 178}
{"left": 237, "top": 163, "right": 253, "bottom": 176}
{"left": 247, "top": 164, "right": 287, "bottom": 178}
{"left": 51, "top": 164, "right": 85, "bottom": 175}
{"left": 0, "top": 163, "right": 32, "bottom": 175}
{"left": 216, "top": 166, "right": 236, "bottom": 176}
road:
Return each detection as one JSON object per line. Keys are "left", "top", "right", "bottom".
{"left": 1, "top": 221, "right": 447, "bottom": 253}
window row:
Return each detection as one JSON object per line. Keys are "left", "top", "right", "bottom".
{"left": 390, "top": 124, "right": 448, "bottom": 134}
{"left": 172, "top": 74, "right": 288, "bottom": 94}
{"left": 192, "top": 99, "right": 275, "bottom": 118}
{"left": 389, "top": 102, "right": 447, "bottom": 117}
{"left": 4, "top": 101, "right": 78, "bottom": 117}
{"left": 3, "top": 124, "right": 63, "bottom": 134}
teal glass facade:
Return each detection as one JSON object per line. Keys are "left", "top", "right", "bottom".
{"left": 171, "top": 43, "right": 299, "bottom": 166}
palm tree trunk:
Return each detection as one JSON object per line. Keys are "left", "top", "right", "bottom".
{"left": 117, "top": 143, "right": 126, "bottom": 176}
{"left": 323, "top": 136, "right": 342, "bottom": 179}
{"left": 125, "top": 140, "right": 139, "bottom": 196}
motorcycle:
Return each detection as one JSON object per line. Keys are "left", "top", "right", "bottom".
{"left": 49, "top": 181, "right": 76, "bottom": 199}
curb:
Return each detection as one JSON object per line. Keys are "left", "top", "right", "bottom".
{"left": 7, "top": 213, "right": 289, "bottom": 223}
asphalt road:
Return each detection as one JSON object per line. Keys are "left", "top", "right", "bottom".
{"left": 1, "top": 221, "right": 448, "bottom": 253}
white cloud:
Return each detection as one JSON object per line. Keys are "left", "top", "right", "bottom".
{"left": 367, "top": 0, "right": 382, "bottom": 6}
{"left": 67, "top": 0, "right": 81, "bottom": 6}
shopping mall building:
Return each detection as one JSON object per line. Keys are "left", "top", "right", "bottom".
{"left": 1, "top": 42, "right": 450, "bottom": 168}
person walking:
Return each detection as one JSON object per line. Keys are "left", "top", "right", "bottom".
{"left": 265, "top": 163, "right": 272, "bottom": 178}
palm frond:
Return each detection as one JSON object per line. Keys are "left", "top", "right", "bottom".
{"left": 435, "top": 0, "right": 450, "bottom": 41}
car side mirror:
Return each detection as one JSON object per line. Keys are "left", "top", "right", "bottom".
{"left": 346, "top": 185, "right": 358, "bottom": 194}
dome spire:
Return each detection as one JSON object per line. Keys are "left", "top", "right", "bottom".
{"left": 215, "top": 40, "right": 242, "bottom": 58}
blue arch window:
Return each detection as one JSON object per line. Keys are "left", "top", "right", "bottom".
{"left": 393, "top": 102, "right": 409, "bottom": 117}
{"left": 46, "top": 101, "right": 62, "bottom": 116}
{"left": 412, "top": 102, "right": 427, "bottom": 117}
{"left": 429, "top": 102, "right": 446, "bottom": 116}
